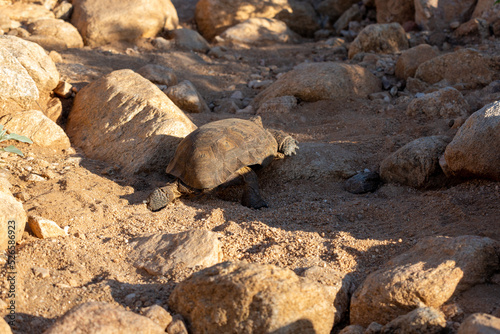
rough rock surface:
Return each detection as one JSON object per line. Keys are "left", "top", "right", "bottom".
{"left": 406, "top": 87, "right": 470, "bottom": 119}
{"left": 141, "top": 305, "right": 173, "bottom": 330}
{"left": 316, "top": 0, "right": 359, "bottom": 23}
{"left": 220, "top": 18, "right": 300, "bottom": 45}
{"left": 169, "top": 261, "right": 334, "bottom": 334}
{"left": 380, "top": 307, "right": 447, "bottom": 334}
{"left": 43, "top": 301, "right": 165, "bottom": 334}
{"left": 348, "top": 23, "right": 409, "bottom": 59}
{"left": 458, "top": 313, "right": 500, "bottom": 334}
{"left": 66, "top": 69, "right": 197, "bottom": 176}
{"left": 254, "top": 62, "right": 381, "bottom": 107}
{"left": 350, "top": 235, "right": 499, "bottom": 326}
{"left": 165, "top": 80, "right": 211, "bottom": 113}
{"left": 0, "top": 180, "right": 26, "bottom": 251}
{"left": 274, "top": 0, "right": 320, "bottom": 38}
{"left": 415, "top": 0, "right": 477, "bottom": 31}
{"left": 395, "top": 44, "right": 439, "bottom": 80}
{"left": 26, "top": 18, "right": 84, "bottom": 50}
{"left": 28, "top": 215, "right": 68, "bottom": 239}
{"left": 256, "top": 95, "right": 297, "bottom": 114}
{"left": 443, "top": 100, "right": 500, "bottom": 181}
{"left": 415, "top": 49, "right": 499, "bottom": 88}
{"left": 129, "top": 229, "right": 223, "bottom": 276}
{"left": 376, "top": 0, "right": 415, "bottom": 25}
{"left": 0, "top": 110, "right": 71, "bottom": 148}
{"left": 380, "top": 135, "right": 451, "bottom": 188}
{"left": 0, "top": 2, "right": 55, "bottom": 23}
{"left": 171, "top": 28, "right": 210, "bottom": 53}
{"left": 136, "top": 64, "right": 178, "bottom": 86}
{"left": 71, "top": 0, "right": 179, "bottom": 47}
{"left": 195, "top": 0, "right": 291, "bottom": 40}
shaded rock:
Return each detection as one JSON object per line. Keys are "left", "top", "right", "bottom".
{"left": 171, "top": 28, "right": 210, "bottom": 53}
{"left": 43, "top": 301, "right": 165, "bottom": 334}
{"left": 339, "top": 325, "right": 365, "bottom": 334}
{"left": 348, "top": 23, "right": 409, "bottom": 59}
{"left": 344, "top": 171, "right": 381, "bottom": 194}
{"left": 254, "top": 62, "right": 381, "bottom": 107}
{"left": 376, "top": 0, "right": 415, "bottom": 25}
{"left": 167, "top": 315, "right": 189, "bottom": 334}
{"left": 274, "top": 0, "right": 320, "bottom": 38}
{"left": 26, "top": 18, "right": 83, "bottom": 50}
{"left": 316, "top": 0, "right": 359, "bottom": 23}
{"left": 71, "top": 0, "right": 179, "bottom": 47}
{"left": 0, "top": 3, "right": 54, "bottom": 24}
{"left": 136, "top": 64, "right": 178, "bottom": 87}
{"left": 458, "top": 313, "right": 500, "bottom": 334}
{"left": 53, "top": 81, "right": 73, "bottom": 99}
{"left": 28, "top": 215, "right": 67, "bottom": 239}
{"left": 333, "top": 3, "right": 362, "bottom": 33}
{"left": 395, "top": 44, "right": 439, "bottom": 80}
{"left": 406, "top": 87, "right": 470, "bottom": 119}
{"left": 0, "top": 35, "right": 59, "bottom": 96}
{"left": 220, "top": 18, "right": 300, "bottom": 45}
{"left": 0, "top": 185, "right": 26, "bottom": 251}
{"left": 381, "top": 307, "right": 447, "bottom": 334}
{"left": 350, "top": 235, "right": 499, "bottom": 327}
{"left": 443, "top": 100, "right": 500, "bottom": 181}
{"left": 257, "top": 95, "right": 297, "bottom": 114}
{"left": 415, "top": 0, "right": 477, "bottom": 31}
{"left": 44, "top": 97, "right": 63, "bottom": 123}
{"left": 129, "top": 229, "right": 223, "bottom": 276}
{"left": 380, "top": 135, "right": 451, "bottom": 188}
{"left": 53, "top": 1, "right": 73, "bottom": 21}
{"left": 169, "top": 261, "right": 334, "bottom": 334}
{"left": 195, "top": 0, "right": 292, "bottom": 41}
{"left": 0, "top": 110, "right": 71, "bottom": 148}
{"left": 66, "top": 69, "right": 197, "bottom": 176}
{"left": 141, "top": 305, "right": 173, "bottom": 329}
{"left": 166, "top": 80, "right": 210, "bottom": 113}
{"left": 415, "top": 49, "right": 498, "bottom": 88}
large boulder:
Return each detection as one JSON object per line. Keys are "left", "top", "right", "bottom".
{"left": 380, "top": 136, "right": 451, "bottom": 188}
{"left": 195, "top": 0, "right": 291, "bottom": 40}
{"left": 415, "top": 48, "right": 498, "bottom": 88}
{"left": 442, "top": 101, "right": 500, "bottom": 181}
{"left": 43, "top": 302, "right": 165, "bottom": 334}
{"left": 458, "top": 313, "right": 500, "bottom": 334}
{"left": 71, "top": 0, "right": 179, "bottom": 47}
{"left": 254, "top": 62, "right": 381, "bottom": 107}
{"left": 376, "top": 0, "right": 415, "bottom": 25}
{"left": 66, "top": 69, "right": 197, "bottom": 176}
{"left": 415, "top": 0, "right": 477, "bottom": 31}
{"left": 395, "top": 44, "right": 439, "bottom": 80}
{"left": 169, "top": 261, "right": 335, "bottom": 334}
{"left": 348, "top": 23, "right": 409, "bottom": 59}
{"left": 26, "top": 18, "right": 84, "bottom": 50}
{"left": 406, "top": 87, "right": 470, "bottom": 119}
{"left": 220, "top": 18, "right": 300, "bottom": 45}
{"left": 350, "top": 235, "right": 499, "bottom": 327}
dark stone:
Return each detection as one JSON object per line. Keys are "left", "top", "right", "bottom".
{"left": 344, "top": 171, "right": 381, "bottom": 194}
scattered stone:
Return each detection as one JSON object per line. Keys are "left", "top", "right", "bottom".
{"left": 248, "top": 79, "right": 273, "bottom": 89}
{"left": 213, "top": 99, "right": 239, "bottom": 114}
{"left": 220, "top": 18, "right": 300, "bottom": 45}
{"left": 66, "top": 69, "right": 197, "bottom": 176}
{"left": 350, "top": 235, "right": 499, "bottom": 326}
{"left": 28, "top": 215, "right": 68, "bottom": 239}
{"left": 415, "top": 0, "right": 477, "bottom": 31}
{"left": 333, "top": 3, "right": 362, "bottom": 33}
{"left": 129, "top": 229, "right": 223, "bottom": 276}
{"left": 141, "top": 305, "right": 173, "bottom": 330}
{"left": 442, "top": 100, "right": 500, "bottom": 181}
{"left": 171, "top": 28, "right": 210, "bottom": 53}
{"left": 458, "top": 313, "right": 500, "bottom": 334}
{"left": 26, "top": 173, "right": 46, "bottom": 182}
{"left": 381, "top": 307, "right": 447, "bottom": 334}
{"left": 169, "top": 261, "right": 335, "bottom": 334}
{"left": 348, "top": 23, "right": 409, "bottom": 59}
{"left": 32, "top": 266, "right": 50, "bottom": 278}
{"left": 166, "top": 315, "right": 189, "bottom": 334}
{"left": 136, "top": 64, "right": 178, "bottom": 87}
{"left": 151, "top": 36, "right": 172, "bottom": 50}
{"left": 257, "top": 95, "right": 297, "bottom": 114}
{"left": 274, "top": 0, "right": 320, "bottom": 38}
{"left": 376, "top": 0, "right": 415, "bottom": 24}
{"left": 0, "top": 2, "right": 55, "bottom": 23}
{"left": 165, "top": 80, "right": 210, "bottom": 113}
{"left": 53, "top": 81, "right": 73, "bottom": 98}
{"left": 406, "top": 87, "right": 470, "bottom": 119}
{"left": 365, "top": 322, "right": 383, "bottom": 333}
{"left": 344, "top": 171, "right": 381, "bottom": 194}
{"left": 254, "top": 62, "right": 381, "bottom": 107}
{"left": 43, "top": 301, "right": 165, "bottom": 334}
{"left": 395, "top": 44, "right": 439, "bottom": 80}
{"left": 26, "top": 18, "right": 84, "bottom": 50}
{"left": 53, "top": 1, "right": 73, "bottom": 21}
{"left": 380, "top": 135, "right": 451, "bottom": 188}
{"left": 71, "top": 0, "right": 179, "bottom": 47}
{"left": 339, "top": 325, "right": 365, "bottom": 334}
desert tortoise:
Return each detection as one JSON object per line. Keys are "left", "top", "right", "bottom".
{"left": 146, "top": 117, "right": 298, "bottom": 211}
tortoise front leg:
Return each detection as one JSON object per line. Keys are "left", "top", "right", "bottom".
{"left": 237, "top": 167, "right": 268, "bottom": 209}
{"left": 146, "top": 180, "right": 182, "bottom": 212}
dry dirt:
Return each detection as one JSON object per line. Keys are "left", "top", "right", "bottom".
{"left": 1, "top": 18, "right": 500, "bottom": 334}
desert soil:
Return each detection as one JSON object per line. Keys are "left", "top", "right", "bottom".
{"left": 1, "top": 12, "right": 500, "bottom": 334}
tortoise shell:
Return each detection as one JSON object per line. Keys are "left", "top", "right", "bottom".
{"left": 166, "top": 118, "right": 278, "bottom": 189}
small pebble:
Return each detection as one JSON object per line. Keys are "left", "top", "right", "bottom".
{"left": 32, "top": 266, "right": 50, "bottom": 279}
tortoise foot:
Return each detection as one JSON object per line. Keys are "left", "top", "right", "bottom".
{"left": 241, "top": 189, "right": 268, "bottom": 209}
{"left": 146, "top": 187, "right": 175, "bottom": 212}
{"left": 281, "top": 136, "right": 299, "bottom": 156}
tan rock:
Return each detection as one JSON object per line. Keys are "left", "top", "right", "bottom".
{"left": 129, "top": 229, "right": 223, "bottom": 276}
{"left": 28, "top": 215, "right": 67, "bottom": 239}
{"left": 53, "top": 1, "right": 73, "bottom": 21}
{"left": 443, "top": 101, "right": 500, "bottom": 181}
{"left": 0, "top": 191, "right": 26, "bottom": 251}
{"left": 220, "top": 18, "right": 300, "bottom": 45}
{"left": 0, "top": 3, "right": 55, "bottom": 23}
{"left": 71, "top": 0, "right": 179, "bottom": 47}
{"left": 171, "top": 28, "right": 210, "bottom": 53}
{"left": 136, "top": 64, "right": 178, "bottom": 86}
{"left": 195, "top": 0, "right": 291, "bottom": 40}
{"left": 406, "top": 87, "right": 470, "bottom": 119}
{"left": 169, "top": 261, "right": 335, "bottom": 334}
{"left": 339, "top": 325, "right": 365, "bottom": 334}
{"left": 44, "top": 97, "right": 63, "bottom": 123}
{"left": 381, "top": 307, "right": 447, "bottom": 334}
{"left": 395, "top": 44, "right": 439, "bottom": 80}
{"left": 166, "top": 315, "right": 188, "bottom": 334}
{"left": 274, "top": 0, "right": 320, "bottom": 38}
{"left": 254, "top": 62, "right": 381, "bottom": 107}
{"left": 376, "top": 0, "right": 415, "bottom": 25}
{"left": 43, "top": 301, "right": 165, "bottom": 334}
{"left": 27, "top": 18, "right": 84, "bottom": 50}
{"left": 165, "top": 80, "right": 211, "bottom": 113}
{"left": 415, "top": 0, "right": 477, "bottom": 31}
{"left": 66, "top": 69, "right": 197, "bottom": 176}
{"left": 53, "top": 81, "right": 73, "bottom": 99}
{"left": 458, "top": 313, "right": 500, "bottom": 334}
{"left": 141, "top": 305, "right": 173, "bottom": 329}
{"left": 0, "top": 317, "right": 12, "bottom": 334}
{"left": 348, "top": 23, "right": 409, "bottom": 59}
{"left": 0, "top": 110, "right": 71, "bottom": 148}
{"left": 350, "top": 235, "right": 499, "bottom": 327}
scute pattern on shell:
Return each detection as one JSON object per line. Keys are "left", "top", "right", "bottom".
{"left": 166, "top": 118, "right": 278, "bottom": 189}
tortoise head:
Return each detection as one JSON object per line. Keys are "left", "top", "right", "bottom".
{"left": 146, "top": 188, "right": 170, "bottom": 212}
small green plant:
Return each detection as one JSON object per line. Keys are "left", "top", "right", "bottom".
{"left": 0, "top": 124, "right": 33, "bottom": 157}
